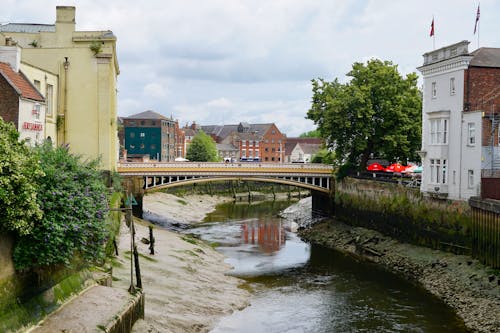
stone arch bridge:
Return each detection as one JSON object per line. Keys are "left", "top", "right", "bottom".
{"left": 117, "top": 162, "right": 335, "bottom": 217}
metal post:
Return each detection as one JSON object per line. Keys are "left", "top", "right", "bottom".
{"left": 126, "top": 197, "right": 136, "bottom": 294}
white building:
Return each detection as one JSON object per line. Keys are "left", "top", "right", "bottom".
{"left": 418, "top": 41, "right": 500, "bottom": 200}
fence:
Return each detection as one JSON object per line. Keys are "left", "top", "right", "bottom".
{"left": 469, "top": 197, "right": 500, "bottom": 268}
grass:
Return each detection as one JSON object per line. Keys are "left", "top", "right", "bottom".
{"left": 181, "top": 235, "right": 198, "bottom": 245}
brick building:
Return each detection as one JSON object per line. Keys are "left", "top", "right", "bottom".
{"left": 418, "top": 41, "right": 500, "bottom": 200}
{"left": 0, "top": 61, "right": 45, "bottom": 145}
{"left": 202, "top": 122, "right": 287, "bottom": 162}
{"left": 122, "top": 110, "right": 177, "bottom": 162}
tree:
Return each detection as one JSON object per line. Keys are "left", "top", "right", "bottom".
{"left": 186, "top": 130, "right": 219, "bottom": 162}
{"left": 13, "top": 143, "right": 109, "bottom": 271}
{"left": 307, "top": 59, "right": 422, "bottom": 172}
{"left": 0, "top": 118, "right": 43, "bottom": 236}
{"left": 299, "top": 129, "right": 321, "bottom": 138}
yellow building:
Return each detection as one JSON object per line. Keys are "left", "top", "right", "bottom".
{"left": 0, "top": 6, "right": 120, "bottom": 171}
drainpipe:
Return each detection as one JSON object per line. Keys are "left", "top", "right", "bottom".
{"left": 63, "top": 57, "right": 70, "bottom": 143}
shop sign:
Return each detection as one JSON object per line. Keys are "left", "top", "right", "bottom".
{"left": 22, "top": 122, "right": 43, "bottom": 131}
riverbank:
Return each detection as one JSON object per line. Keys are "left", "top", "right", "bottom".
{"left": 293, "top": 199, "right": 500, "bottom": 332}
{"left": 112, "top": 192, "right": 250, "bottom": 333}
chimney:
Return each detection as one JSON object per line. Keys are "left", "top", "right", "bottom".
{"left": 55, "top": 6, "right": 76, "bottom": 34}
{"left": 0, "top": 45, "right": 21, "bottom": 72}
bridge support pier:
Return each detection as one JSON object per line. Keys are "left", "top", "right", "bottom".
{"left": 125, "top": 176, "right": 145, "bottom": 218}
{"left": 311, "top": 189, "right": 334, "bottom": 218}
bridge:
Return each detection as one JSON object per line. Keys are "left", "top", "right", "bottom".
{"left": 117, "top": 162, "right": 335, "bottom": 217}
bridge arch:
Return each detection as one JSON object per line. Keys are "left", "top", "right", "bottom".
{"left": 144, "top": 175, "right": 332, "bottom": 194}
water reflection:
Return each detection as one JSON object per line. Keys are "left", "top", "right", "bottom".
{"left": 241, "top": 220, "right": 286, "bottom": 253}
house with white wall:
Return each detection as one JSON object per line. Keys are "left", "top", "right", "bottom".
{"left": 418, "top": 40, "right": 500, "bottom": 200}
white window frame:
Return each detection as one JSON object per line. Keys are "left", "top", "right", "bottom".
{"left": 430, "top": 159, "right": 447, "bottom": 184}
{"left": 431, "top": 82, "right": 437, "bottom": 98}
{"left": 430, "top": 118, "right": 448, "bottom": 145}
{"left": 468, "top": 170, "right": 474, "bottom": 188}
{"left": 498, "top": 123, "right": 500, "bottom": 147}
{"left": 46, "top": 84, "right": 53, "bottom": 116}
{"left": 450, "top": 77, "right": 456, "bottom": 95}
{"left": 467, "top": 123, "right": 476, "bottom": 146}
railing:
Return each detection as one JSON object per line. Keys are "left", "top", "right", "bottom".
{"left": 117, "top": 162, "right": 333, "bottom": 172}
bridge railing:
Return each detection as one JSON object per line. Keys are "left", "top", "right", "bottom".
{"left": 117, "top": 162, "right": 334, "bottom": 172}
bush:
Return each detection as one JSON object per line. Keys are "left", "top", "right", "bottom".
{"left": 13, "top": 143, "right": 110, "bottom": 271}
{"left": 0, "top": 119, "right": 43, "bottom": 236}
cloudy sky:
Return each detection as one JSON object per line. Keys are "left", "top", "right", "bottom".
{"left": 3, "top": 1, "right": 499, "bottom": 136}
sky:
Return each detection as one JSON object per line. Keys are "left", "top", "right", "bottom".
{"left": 2, "top": 1, "right": 499, "bottom": 137}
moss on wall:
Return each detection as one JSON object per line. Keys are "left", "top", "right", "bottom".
{"left": 0, "top": 270, "right": 94, "bottom": 332}
{"left": 335, "top": 178, "right": 472, "bottom": 254}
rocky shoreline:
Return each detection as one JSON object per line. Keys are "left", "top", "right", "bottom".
{"left": 292, "top": 199, "right": 500, "bottom": 332}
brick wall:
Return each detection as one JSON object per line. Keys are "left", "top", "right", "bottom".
{"left": 464, "top": 66, "right": 500, "bottom": 110}
{"left": 464, "top": 67, "right": 500, "bottom": 146}
{"left": 0, "top": 76, "right": 20, "bottom": 127}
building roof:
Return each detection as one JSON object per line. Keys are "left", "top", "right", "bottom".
{"left": 202, "top": 122, "right": 277, "bottom": 142}
{"left": 216, "top": 143, "right": 238, "bottom": 151}
{"left": 0, "top": 23, "right": 56, "bottom": 33}
{"left": 300, "top": 143, "right": 322, "bottom": 155}
{"left": 125, "top": 110, "right": 170, "bottom": 120}
{"left": 470, "top": 47, "right": 500, "bottom": 68}
{"left": 182, "top": 128, "right": 197, "bottom": 137}
{"left": 0, "top": 62, "right": 44, "bottom": 102}
{"left": 285, "top": 137, "right": 323, "bottom": 156}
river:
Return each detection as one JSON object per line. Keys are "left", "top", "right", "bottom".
{"left": 185, "top": 199, "right": 467, "bottom": 333}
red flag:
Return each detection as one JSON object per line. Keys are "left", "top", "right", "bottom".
{"left": 430, "top": 18, "right": 435, "bottom": 37}
{"left": 474, "top": 4, "right": 480, "bottom": 34}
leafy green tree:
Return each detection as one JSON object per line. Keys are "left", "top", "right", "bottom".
{"left": 299, "top": 129, "right": 321, "bottom": 138}
{"left": 307, "top": 59, "right": 422, "bottom": 171}
{"left": 311, "top": 148, "right": 334, "bottom": 164}
{"left": 0, "top": 118, "right": 43, "bottom": 236}
{"left": 13, "top": 143, "right": 109, "bottom": 271}
{"left": 186, "top": 130, "right": 219, "bottom": 162}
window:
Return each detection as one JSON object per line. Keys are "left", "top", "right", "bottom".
{"left": 242, "top": 140, "right": 246, "bottom": 147}
{"left": 271, "top": 157, "right": 275, "bottom": 161}
{"left": 141, "top": 121, "right": 145, "bottom": 125}
{"left": 450, "top": 78, "right": 456, "bottom": 95}
{"left": 265, "top": 148, "right": 269, "bottom": 152}
{"left": 468, "top": 170, "right": 474, "bottom": 188}
{"left": 430, "top": 119, "right": 448, "bottom": 144}
{"left": 271, "top": 139, "right": 275, "bottom": 143}
{"left": 430, "top": 159, "right": 447, "bottom": 184}
{"left": 34, "top": 80, "right": 41, "bottom": 90}
{"left": 46, "top": 84, "right": 53, "bottom": 116}
{"left": 431, "top": 82, "right": 437, "bottom": 98}
{"left": 33, "top": 103, "right": 40, "bottom": 120}
{"left": 467, "top": 123, "right": 476, "bottom": 145}
{"left": 140, "top": 132, "right": 145, "bottom": 137}
{"left": 498, "top": 124, "right": 500, "bottom": 146}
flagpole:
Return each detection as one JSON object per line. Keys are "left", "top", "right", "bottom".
{"left": 477, "top": 14, "right": 480, "bottom": 49}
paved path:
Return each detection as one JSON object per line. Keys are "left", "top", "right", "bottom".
{"left": 28, "top": 285, "right": 138, "bottom": 333}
